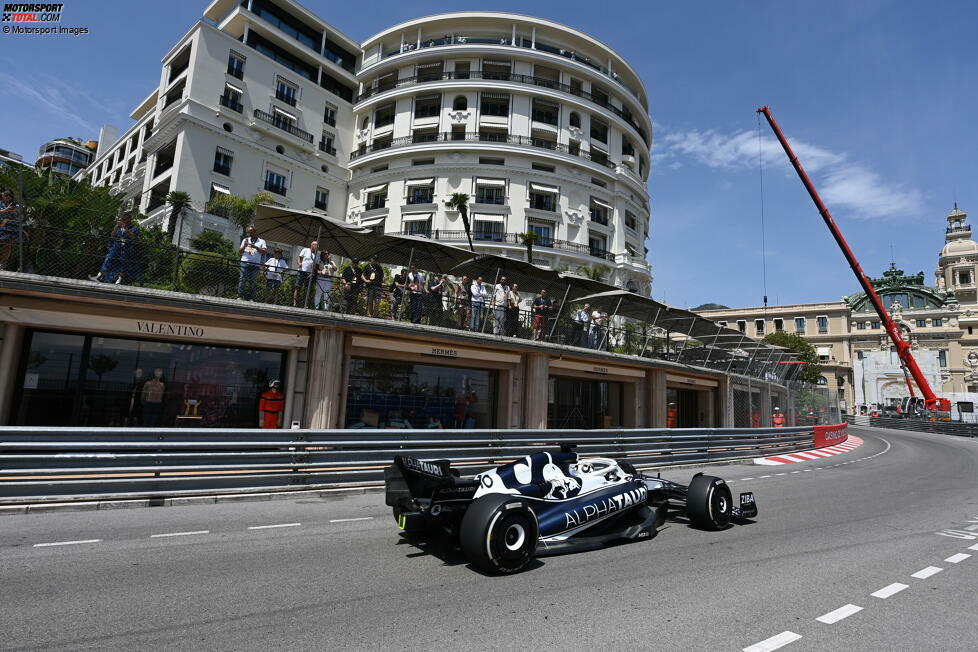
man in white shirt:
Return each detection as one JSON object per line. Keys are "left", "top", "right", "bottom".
{"left": 590, "top": 306, "right": 609, "bottom": 349}
{"left": 470, "top": 276, "right": 489, "bottom": 331}
{"left": 237, "top": 225, "right": 267, "bottom": 301}
{"left": 315, "top": 251, "right": 338, "bottom": 310}
{"left": 293, "top": 240, "right": 319, "bottom": 307}
{"left": 573, "top": 303, "right": 591, "bottom": 347}
{"left": 490, "top": 276, "right": 510, "bottom": 335}
{"left": 262, "top": 248, "right": 288, "bottom": 303}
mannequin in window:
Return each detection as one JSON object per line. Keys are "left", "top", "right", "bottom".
{"left": 141, "top": 368, "right": 165, "bottom": 427}
{"left": 127, "top": 368, "right": 145, "bottom": 426}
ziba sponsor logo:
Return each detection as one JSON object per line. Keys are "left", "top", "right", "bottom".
{"left": 563, "top": 486, "right": 647, "bottom": 528}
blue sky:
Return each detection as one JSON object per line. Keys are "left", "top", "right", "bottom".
{"left": 1, "top": 0, "right": 974, "bottom": 309}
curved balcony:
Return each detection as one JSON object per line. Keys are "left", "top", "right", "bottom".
{"left": 386, "top": 229, "right": 615, "bottom": 262}
{"left": 355, "top": 70, "right": 649, "bottom": 145}
{"left": 252, "top": 108, "right": 314, "bottom": 143}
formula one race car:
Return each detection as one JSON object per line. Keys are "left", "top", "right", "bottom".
{"left": 384, "top": 448, "right": 757, "bottom": 574}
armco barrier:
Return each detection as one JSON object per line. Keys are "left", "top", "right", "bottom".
{"left": 814, "top": 423, "right": 849, "bottom": 448}
{"left": 845, "top": 414, "right": 978, "bottom": 438}
{"left": 0, "top": 426, "right": 814, "bottom": 504}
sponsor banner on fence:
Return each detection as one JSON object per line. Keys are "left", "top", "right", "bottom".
{"left": 814, "top": 422, "right": 848, "bottom": 448}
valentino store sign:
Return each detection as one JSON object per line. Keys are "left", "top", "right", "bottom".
{"left": 0, "top": 305, "right": 308, "bottom": 348}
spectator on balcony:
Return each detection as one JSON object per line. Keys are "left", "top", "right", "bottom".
{"left": 590, "top": 305, "right": 609, "bottom": 349}
{"left": 341, "top": 259, "right": 363, "bottom": 313}
{"left": 506, "top": 283, "right": 521, "bottom": 337}
{"left": 262, "top": 248, "right": 288, "bottom": 303}
{"left": 90, "top": 212, "right": 139, "bottom": 285}
{"left": 361, "top": 254, "right": 384, "bottom": 318}
{"left": 491, "top": 276, "right": 510, "bottom": 335}
{"left": 0, "top": 189, "right": 22, "bottom": 271}
{"left": 470, "top": 276, "right": 489, "bottom": 331}
{"left": 293, "top": 240, "right": 320, "bottom": 307}
{"left": 390, "top": 267, "right": 407, "bottom": 320}
{"left": 454, "top": 275, "right": 472, "bottom": 329}
{"left": 407, "top": 273, "right": 424, "bottom": 324}
{"left": 315, "top": 251, "right": 337, "bottom": 310}
{"left": 426, "top": 273, "right": 446, "bottom": 326}
{"left": 532, "top": 288, "right": 554, "bottom": 341}
{"left": 234, "top": 225, "right": 266, "bottom": 301}
{"left": 573, "top": 303, "right": 592, "bottom": 347}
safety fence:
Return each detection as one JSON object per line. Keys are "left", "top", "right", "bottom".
{"left": 845, "top": 415, "right": 978, "bottom": 438}
{"left": 0, "top": 426, "right": 814, "bottom": 503}
{"left": 730, "top": 381, "right": 841, "bottom": 428}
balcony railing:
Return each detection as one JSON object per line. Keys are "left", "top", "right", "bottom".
{"left": 219, "top": 94, "right": 243, "bottom": 113}
{"left": 252, "top": 109, "right": 314, "bottom": 143}
{"left": 355, "top": 69, "right": 648, "bottom": 144}
{"left": 318, "top": 141, "right": 336, "bottom": 155}
{"left": 350, "top": 131, "right": 619, "bottom": 170}
{"left": 264, "top": 181, "right": 287, "bottom": 196}
{"left": 387, "top": 230, "right": 616, "bottom": 261}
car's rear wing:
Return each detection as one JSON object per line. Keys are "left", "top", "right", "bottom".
{"left": 384, "top": 455, "right": 456, "bottom": 507}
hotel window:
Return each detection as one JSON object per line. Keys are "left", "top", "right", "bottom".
{"left": 403, "top": 213, "right": 431, "bottom": 236}
{"left": 939, "top": 350, "right": 948, "bottom": 367}
{"left": 774, "top": 318, "right": 784, "bottom": 332}
{"left": 482, "top": 59, "right": 511, "bottom": 80}
{"left": 480, "top": 157, "right": 504, "bottom": 166}
{"left": 817, "top": 315, "right": 829, "bottom": 333}
{"left": 794, "top": 317, "right": 805, "bottom": 333}
{"left": 531, "top": 99, "right": 559, "bottom": 126}
{"left": 590, "top": 118, "right": 608, "bottom": 143}
{"left": 374, "top": 103, "right": 395, "bottom": 128}
{"left": 473, "top": 215, "right": 505, "bottom": 241}
{"left": 227, "top": 51, "right": 245, "bottom": 79}
{"left": 916, "top": 319, "right": 926, "bottom": 328}
{"left": 569, "top": 111, "right": 581, "bottom": 128}
{"left": 272, "top": 107, "right": 296, "bottom": 130}
{"left": 857, "top": 351, "right": 864, "bottom": 360}
{"left": 857, "top": 321, "right": 866, "bottom": 330}
{"left": 221, "top": 83, "right": 243, "bottom": 112}
{"left": 532, "top": 163, "right": 555, "bottom": 172}
{"left": 933, "top": 318, "right": 943, "bottom": 327}
{"left": 375, "top": 71, "right": 396, "bottom": 92}
{"left": 871, "top": 320, "right": 880, "bottom": 329}
{"left": 414, "top": 94, "right": 441, "bottom": 119}
{"left": 416, "top": 61, "right": 444, "bottom": 83}
{"left": 480, "top": 92, "right": 510, "bottom": 117}
{"left": 475, "top": 178, "right": 506, "bottom": 205}
{"left": 528, "top": 221, "right": 553, "bottom": 246}
{"left": 589, "top": 197, "right": 611, "bottom": 225}
{"left": 319, "top": 132, "right": 335, "bottom": 155}
{"left": 323, "top": 103, "right": 337, "bottom": 126}
{"left": 314, "top": 187, "right": 329, "bottom": 211}
{"left": 755, "top": 319, "right": 765, "bottom": 336}
{"left": 412, "top": 158, "right": 435, "bottom": 166}
{"left": 213, "top": 147, "right": 233, "bottom": 176}
{"left": 405, "top": 178, "right": 435, "bottom": 204}
{"left": 264, "top": 169, "right": 287, "bottom": 196}
{"left": 737, "top": 320, "right": 747, "bottom": 333}
{"left": 625, "top": 211, "right": 637, "bottom": 231}
{"left": 817, "top": 346, "right": 831, "bottom": 362}
{"left": 528, "top": 183, "right": 558, "bottom": 211}
{"left": 452, "top": 95, "right": 468, "bottom": 111}
{"left": 364, "top": 184, "right": 388, "bottom": 210}
{"left": 588, "top": 234, "right": 608, "bottom": 257}
{"left": 959, "top": 270, "right": 972, "bottom": 285}
{"left": 275, "top": 77, "right": 298, "bottom": 106}
{"left": 205, "top": 182, "right": 227, "bottom": 204}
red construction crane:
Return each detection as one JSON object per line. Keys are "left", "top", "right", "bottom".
{"left": 757, "top": 106, "right": 951, "bottom": 415}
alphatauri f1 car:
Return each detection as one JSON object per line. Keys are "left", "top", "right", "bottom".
{"left": 384, "top": 448, "right": 757, "bottom": 573}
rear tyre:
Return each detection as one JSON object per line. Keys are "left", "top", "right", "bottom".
{"left": 460, "top": 495, "right": 538, "bottom": 574}
{"left": 685, "top": 474, "right": 732, "bottom": 530}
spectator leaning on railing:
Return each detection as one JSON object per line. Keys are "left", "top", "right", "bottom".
{"left": 0, "top": 188, "right": 23, "bottom": 271}
{"left": 491, "top": 276, "right": 510, "bottom": 335}
{"left": 90, "top": 212, "right": 139, "bottom": 285}
{"left": 470, "top": 276, "right": 488, "bottom": 331}
{"left": 237, "top": 225, "right": 267, "bottom": 301}
{"left": 574, "top": 303, "right": 592, "bottom": 347}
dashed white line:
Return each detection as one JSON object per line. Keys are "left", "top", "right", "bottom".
{"left": 33, "top": 539, "right": 102, "bottom": 548}
{"left": 150, "top": 530, "right": 209, "bottom": 538}
{"left": 248, "top": 523, "right": 301, "bottom": 530}
{"left": 329, "top": 517, "right": 374, "bottom": 523}
{"left": 816, "top": 603, "right": 863, "bottom": 624}
{"left": 911, "top": 566, "right": 943, "bottom": 579}
{"left": 759, "top": 475, "right": 772, "bottom": 479}
{"left": 740, "top": 477, "right": 754, "bottom": 481}
{"left": 743, "top": 631, "right": 802, "bottom": 652}
{"left": 790, "top": 471, "right": 800, "bottom": 474}
{"left": 775, "top": 473, "right": 787, "bottom": 476}
{"left": 968, "top": 543, "right": 978, "bottom": 551}
{"left": 944, "top": 553, "right": 971, "bottom": 564}
{"left": 871, "top": 583, "right": 908, "bottom": 599}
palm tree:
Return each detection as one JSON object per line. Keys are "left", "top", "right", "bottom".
{"left": 164, "top": 191, "right": 193, "bottom": 243}
{"left": 576, "top": 264, "right": 610, "bottom": 282}
{"left": 445, "top": 192, "right": 473, "bottom": 251}
{"left": 205, "top": 191, "right": 272, "bottom": 237}
{"left": 517, "top": 231, "right": 540, "bottom": 263}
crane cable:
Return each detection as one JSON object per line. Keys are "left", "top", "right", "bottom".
{"left": 756, "top": 112, "right": 769, "bottom": 313}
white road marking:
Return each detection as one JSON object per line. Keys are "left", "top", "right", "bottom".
{"left": 329, "top": 517, "right": 374, "bottom": 523}
{"left": 775, "top": 473, "right": 787, "bottom": 476}
{"left": 759, "top": 475, "right": 772, "bottom": 478}
{"left": 969, "top": 543, "right": 978, "bottom": 551}
{"left": 150, "top": 530, "right": 210, "bottom": 538}
{"left": 33, "top": 539, "right": 102, "bottom": 548}
{"left": 743, "top": 631, "right": 802, "bottom": 652}
{"left": 944, "top": 553, "right": 971, "bottom": 564}
{"left": 803, "top": 469, "right": 812, "bottom": 472}
{"left": 248, "top": 523, "right": 301, "bottom": 530}
{"left": 816, "top": 604, "right": 863, "bottom": 624}
{"left": 911, "top": 566, "right": 942, "bottom": 579}
{"left": 740, "top": 477, "right": 754, "bottom": 481}
{"left": 790, "top": 471, "right": 800, "bottom": 474}
{"left": 871, "top": 583, "right": 908, "bottom": 599}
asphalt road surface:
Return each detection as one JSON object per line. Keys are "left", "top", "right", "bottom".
{"left": 1, "top": 425, "right": 977, "bottom": 651}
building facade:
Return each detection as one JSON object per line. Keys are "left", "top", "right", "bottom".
{"left": 75, "top": 1, "right": 653, "bottom": 290}
{"left": 35, "top": 138, "right": 97, "bottom": 177}
{"left": 700, "top": 204, "right": 978, "bottom": 414}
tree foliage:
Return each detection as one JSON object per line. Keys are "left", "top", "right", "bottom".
{"left": 205, "top": 191, "right": 271, "bottom": 236}
{"left": 762, "top": 331, "right": 822, "bottom": 384}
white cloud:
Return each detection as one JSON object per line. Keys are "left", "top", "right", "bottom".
{"left": 657, "top": 127, "right": 922, "bottom": 220}
{"left": 0, "top": 70, "right": 102, "bottom": 133}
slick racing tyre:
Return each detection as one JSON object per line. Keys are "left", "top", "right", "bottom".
{"left": 460, "top": 495, "right": 538, "bottom": 574}
{"left": 685, "top": 474, "right": 732, "bottom": 530}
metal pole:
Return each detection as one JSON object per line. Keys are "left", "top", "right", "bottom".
{"left": 598, "top": 296, "right": 622, "bottom": 351}
{"left": 674, "top": 318, "right": 698, "bottom": 363}
{"left": 639, "top": 306, "right": 662, "bottom": 358}
{"left": 701, "top": 324, "right": 723, "bottom": 367}
{"left": 548, "top": 282, "right": 571, "bottom": 341}
{"left": 725, "top": 333, "right": 747, "bottom": 374}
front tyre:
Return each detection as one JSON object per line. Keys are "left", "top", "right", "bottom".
{"left": 460, "top": 495, "right": 538, "bottom": 574}
{"left": 686, "top": 474, "right": 732, "bottom": 530}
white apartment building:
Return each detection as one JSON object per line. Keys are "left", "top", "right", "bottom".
{"left": 77, "top": 1, "right": 653, "bottom": 291}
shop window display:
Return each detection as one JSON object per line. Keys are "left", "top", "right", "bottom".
{"left": 14, "top": 330, "right": 285, "bottom": 428}
{"left": 345, "top": 358, "right": 496, "bottom": 429}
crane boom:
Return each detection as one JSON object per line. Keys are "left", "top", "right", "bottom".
{"left": 756, "top": 106, "right": 950, "bottom": 413}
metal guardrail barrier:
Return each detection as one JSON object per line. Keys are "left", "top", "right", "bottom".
{"left": 845, "top": 415, "right": 978, "bottom": 438}
{"left": 0, "top": 426, "right": 813, "bottom": 503}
